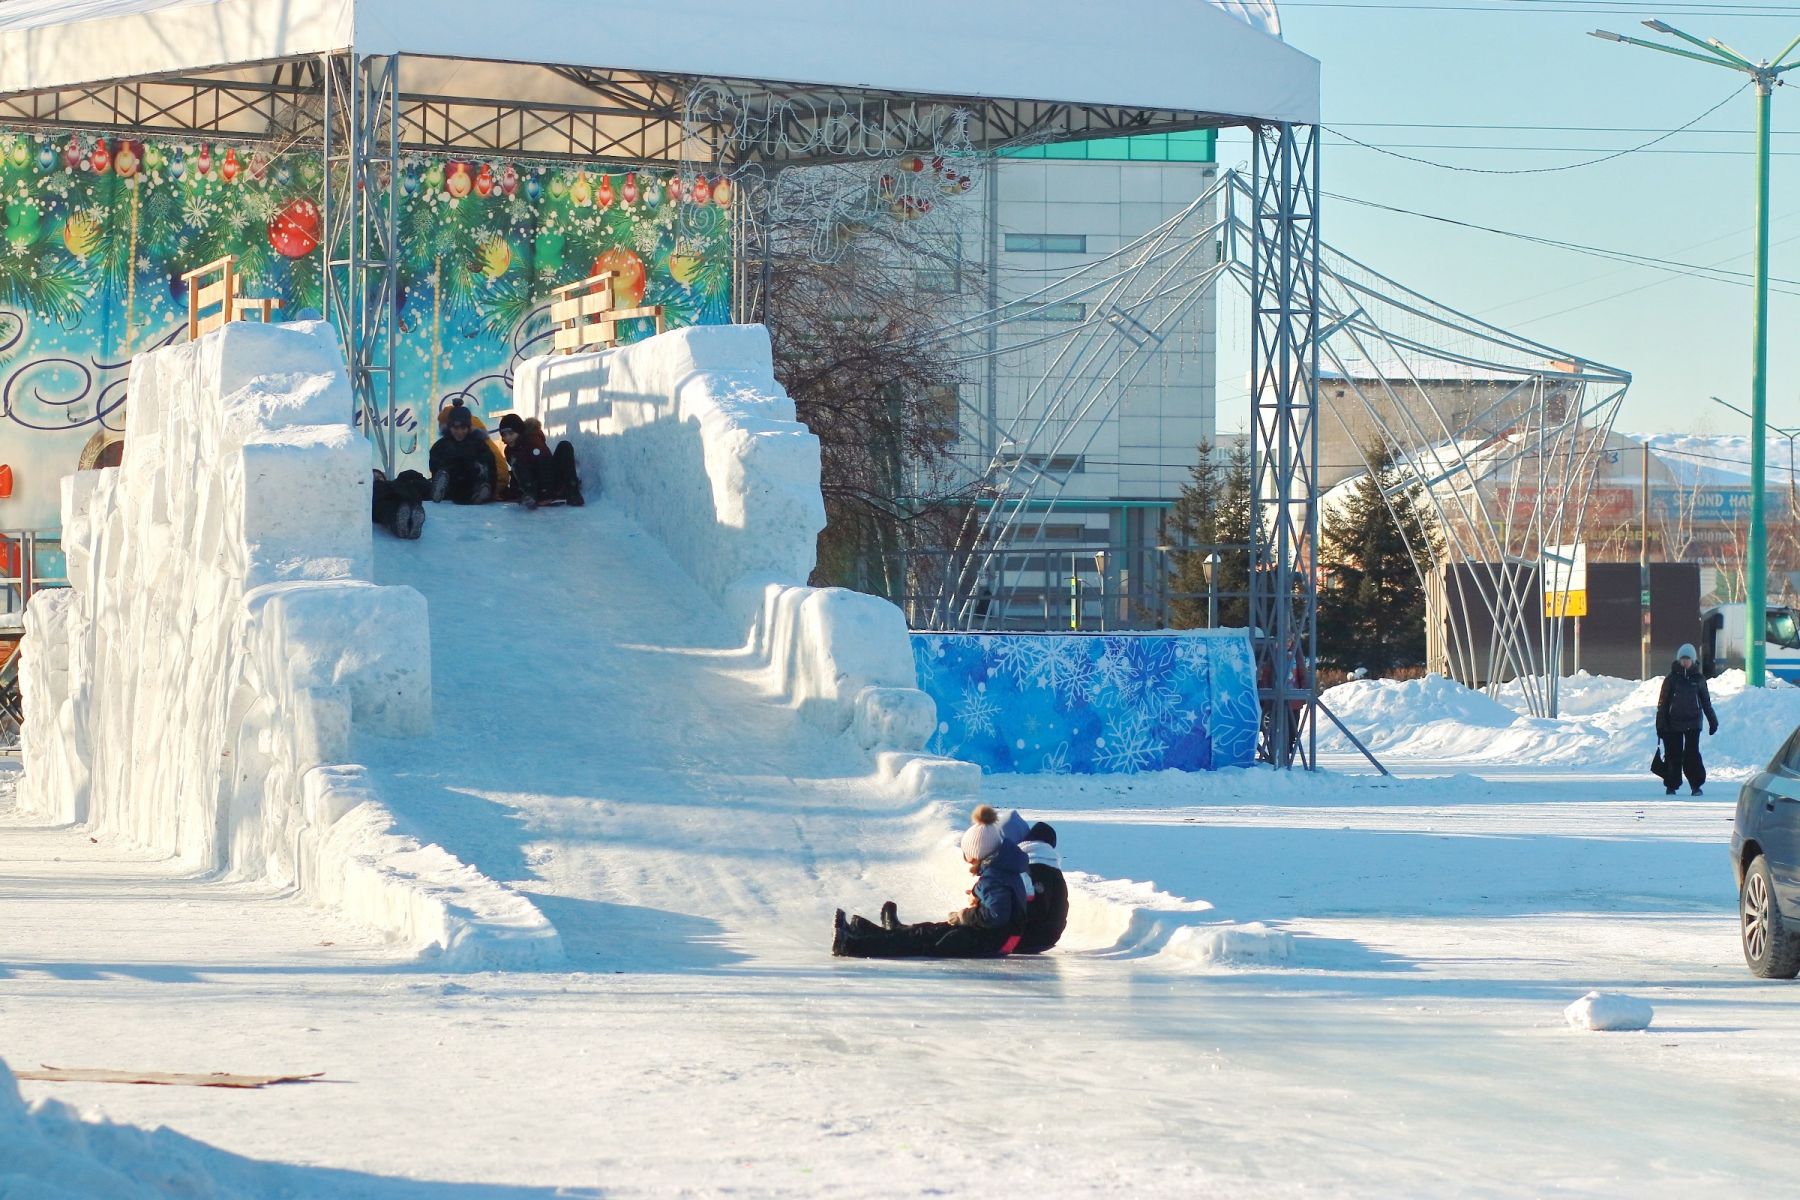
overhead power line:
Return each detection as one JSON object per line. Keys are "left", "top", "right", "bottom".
{"left": 1334, "top": 122, "right": 1800, "bottom": 134}
{"left": 1324, "top": 84, "right": 1747, "bottom": 174}
{"left": 1325, "top": 190, "right": 1800, "bottom": 292}
{"left": 1280, "top": 3, "right": 1800, "bottom": 15}
{"left": 1334, "top": 141, "right": 1800, "bottom": 157}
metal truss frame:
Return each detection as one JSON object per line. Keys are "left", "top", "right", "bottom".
{"left": 0, "top": 62, "right": 1331, "bottom": 768}
{"left": 322, "top": 53, "right": 400, "bottom": 473}
{"left": 1247, "top": 123, "right": 1321, "bottom": 769}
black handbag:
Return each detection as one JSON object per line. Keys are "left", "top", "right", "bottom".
{"left": 1651, "top": 749, "right": 1666, "bottom": 776}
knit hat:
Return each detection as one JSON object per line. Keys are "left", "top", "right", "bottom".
{"left": 1676, "top": 643, "right": 1697, "bottom": 661}
{"left": 497, "top": 413, "right": 525, "bottom": 435}
{"left": 1026, "top": 820, "right": 1057, "bottom": 848}
{"left": 445, "top": 404, "right": 472, "bottom": 430}
{"left": 960, "top": 804, "right": 1004, "bottom": 863}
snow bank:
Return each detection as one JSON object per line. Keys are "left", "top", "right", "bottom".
{"left": 0, "top": 1053, "right": 403, "bottom": 1198}
{"left": 16, "top": 322, "right": 556, "bottom": 967}
{"left": 1564, "top": 990, "right": 1654, "bottom": 1032}
{"left": 1321, "top": 670, "right": 1800, "bottom": 776}
{"left": 515, "top": 326, "right": 939, "bottom": 760}
{"left": 1056, "top": 871, "right": 1294, "bottom": 967}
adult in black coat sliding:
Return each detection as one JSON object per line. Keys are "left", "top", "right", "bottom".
{"left": 1016, "top": 820, "right": 1069, "bottom": 955}
{"left": 427, "top": 408, "right": 495, "bottom": 505}
{"left": 1657, "top": 641, "right": 1719, "bottom": 796}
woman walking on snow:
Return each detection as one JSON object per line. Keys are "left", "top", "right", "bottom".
{"left": 1656, "top": 642, "right": 1719, "bottom": 796}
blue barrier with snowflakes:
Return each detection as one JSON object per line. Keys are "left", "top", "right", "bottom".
{"left": 910, "top": 631, "right": 1259, "bottom": 774}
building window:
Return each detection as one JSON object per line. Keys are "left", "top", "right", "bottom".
{"left": 1001, "top": 453, "right": 1086, "bottom": 475}
{"left": 1000, "top": 301, "right": 1088, "bottom": 322}
{"left": 1005, "top": 233, "right": 1087, "bottom": 254}
{"left": 927, "top": 386, "right": 960, "bottom": 445}
{"left": 918, "top": 268, "right": 960, "bottom": 294}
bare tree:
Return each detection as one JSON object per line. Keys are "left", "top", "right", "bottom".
{"left": 762, "top": 220, "right": 982, "bottom": 594}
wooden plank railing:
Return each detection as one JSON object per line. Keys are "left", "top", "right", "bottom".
{"left": 180, "top": 255, "right": 282, "bottom": 339}
{"left": 549, "top": 270, "right": 665, "bottom": 354}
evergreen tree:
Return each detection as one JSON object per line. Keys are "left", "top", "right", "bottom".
{"left": 1317, "top": 445, "right": 1437, "bottom": 673}
{"left": 1169, "top": 441, "right": 1252, "bottom": 628}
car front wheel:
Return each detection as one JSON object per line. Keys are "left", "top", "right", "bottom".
{"left": 1742, "top": 855, "right": 1800, "bottom": 979}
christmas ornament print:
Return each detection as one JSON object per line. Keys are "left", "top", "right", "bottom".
{"left": 62, "top": 211, "right": 101, "bottom": 258}
{"left": 268, "top": 197, "right": 322, "bottom": 258}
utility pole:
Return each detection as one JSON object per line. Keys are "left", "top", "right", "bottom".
{"left": 1593, "top": 21, "right": 1800, "bottom": 686}
{"left": 1641, "top": 439, "right": 1651, "bottom": 681}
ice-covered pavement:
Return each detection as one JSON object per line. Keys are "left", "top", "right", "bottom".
{"left": 8, "top": 726, "right": 1800, "bottom": 1188}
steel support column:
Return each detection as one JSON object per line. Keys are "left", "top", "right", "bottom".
{"left": 1248, "top": 123, "right": 1321, "bottom": 769}
{"left": 322, "top": 53, "right": 400, "bottom": 472}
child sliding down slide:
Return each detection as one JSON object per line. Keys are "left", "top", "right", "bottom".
{"left": 832, "top": 805, "right": 1032, "bottom": 960}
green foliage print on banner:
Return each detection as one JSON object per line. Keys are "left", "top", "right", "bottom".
{"left": 392, "top": 158, "right": 734, "bottom": 456}
{"left": 0, "top": 131, "right": 325, "bottom": 437}
{"left": 0, "top": 128, "right": 734, "bottom": 465}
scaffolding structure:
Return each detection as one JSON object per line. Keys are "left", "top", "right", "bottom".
{"left": 0, "top": 36, "right": 1327, "bottom": 765}
{"left": 880, "top": 161, "right": 1626, "bottom": 751}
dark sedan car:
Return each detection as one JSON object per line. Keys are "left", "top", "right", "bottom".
{"left": 1733, "top": 727, "right": 1800, "bottom": 977}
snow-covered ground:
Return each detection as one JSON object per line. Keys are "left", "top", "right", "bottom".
{"left": 7, "top": 506, "right": 1800, "bottom": 1195}
{"left": 1321, "top": 668, "right": 1800, "bottom": 779}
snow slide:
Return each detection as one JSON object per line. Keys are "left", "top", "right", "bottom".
{"left": 16, "top": 322, "right": 555, "bottom": 966}
{"left": 348, "top": 326, "right": 1250, "bottom": 964}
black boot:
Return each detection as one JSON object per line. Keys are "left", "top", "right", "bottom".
{"left": 849, "top": 914, "right": 882, "bottom": 936}
{"left": 428, "top": 470, "right": 449, "bottom": 503}
{"left": 831, "top": 909, "right": 849, "bottom": 957}
{"left": 390, "top": 500, "right": 424, "bottom": 540}
{"left": 880, "top": 900, "right": 901, "bottom": 931}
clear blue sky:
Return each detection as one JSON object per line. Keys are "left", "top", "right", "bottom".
{"left": 1213, "top": 0, "right": 1800, "bottom": 440}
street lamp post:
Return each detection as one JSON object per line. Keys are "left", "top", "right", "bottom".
{"left": 1204, "top": 551, "right": 1222, "bottom": 628}
{"left": 1593, "top": 20, "right": 1800, "bottom": 686}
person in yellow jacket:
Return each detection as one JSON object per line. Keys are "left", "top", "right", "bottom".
{"left": 435, "top": 402, "right": 510, "bottom": 492}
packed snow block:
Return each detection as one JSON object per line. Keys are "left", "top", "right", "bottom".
{"left": 15, "top": 589, "right": 83, "bottom": 824}
{"left": 235, "top": 428, "right": 371, "bottom": 585}
{"left": 751, "top": 582, "right": 931, "bottom": 740}
{"left": 517, "top": 325, "right": 936, "bottom": 752}
{"left": 246, "top": 581, "right": 431, "bottom": 738}
{"left": 855, "top": 687, "right": 937, "bottom": 753}
{"left": 1564, "top": 991, "right": 1653, "bottom": 1032}
{"left": 876, "top": 749, "right": 983, "bottom": 802}
{"left": 16, "top": 322, "right": 555, "bottom": 966}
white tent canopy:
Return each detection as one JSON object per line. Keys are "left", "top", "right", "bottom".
{"left": 0, "top": 0, "right": 1318, "bottom": 128}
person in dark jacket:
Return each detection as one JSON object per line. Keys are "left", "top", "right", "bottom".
{"left": 427, "top": 407, "right": 494, "bottom": 504}
{"left": 370, "top": 468, "right": 427, "bottom": 539}
{"left": 496, "top": 414, "right": 584, "bottom": 509}
{"left": 1015, "top": 820, "right": 1069, "bottom": 955}
{"left": 1656, "top": 641, "right": 1719, "bottom": 796}
{"left": 869, "top": 808, "right": 1036, "bottom": 938}
{"left": 833, "top": 805, "right": 1029, "bottom": 959}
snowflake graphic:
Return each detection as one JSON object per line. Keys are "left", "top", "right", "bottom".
{"left": 1173, "top": 634, "right": 1215, "bottom": 682}
{"left": 1085, "top": 642, "right": 1136, "bottom": 703}
{"left": 1021, "top": 639, "right": 1098, "bottom": 701}
{"left": 1210, "top": 690, "right": 1262, "bottom": 767}
{"left": 1095, "top": 711, "right": 1159, "bottom": 774}
{"left": 988, "top": 635, "right": 1039, "bottom": 682}
{"left": 955, "top": 683, "right": 1000, "bottom": 737}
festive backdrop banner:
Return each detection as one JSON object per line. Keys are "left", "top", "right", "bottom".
{"left": 911, "top": 631, "right": 1259, "bottom": 774}
{"left": 0, "top": 129, "right": 733, "bottom": 475}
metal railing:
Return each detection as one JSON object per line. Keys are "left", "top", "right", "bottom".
{"left": 0, "top": 529, "right": 69, "bottom": 617}
{"left": 850, "top": 541, "right": 1251, "bottom": 632}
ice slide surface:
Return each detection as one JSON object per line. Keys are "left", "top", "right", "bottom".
{"left": 358, "top": 500, "right": 963, "bottom": 962}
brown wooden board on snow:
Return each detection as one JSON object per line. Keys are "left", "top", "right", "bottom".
{"left": 15, "top": 1066, "right": 325, "bottom": 1088}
